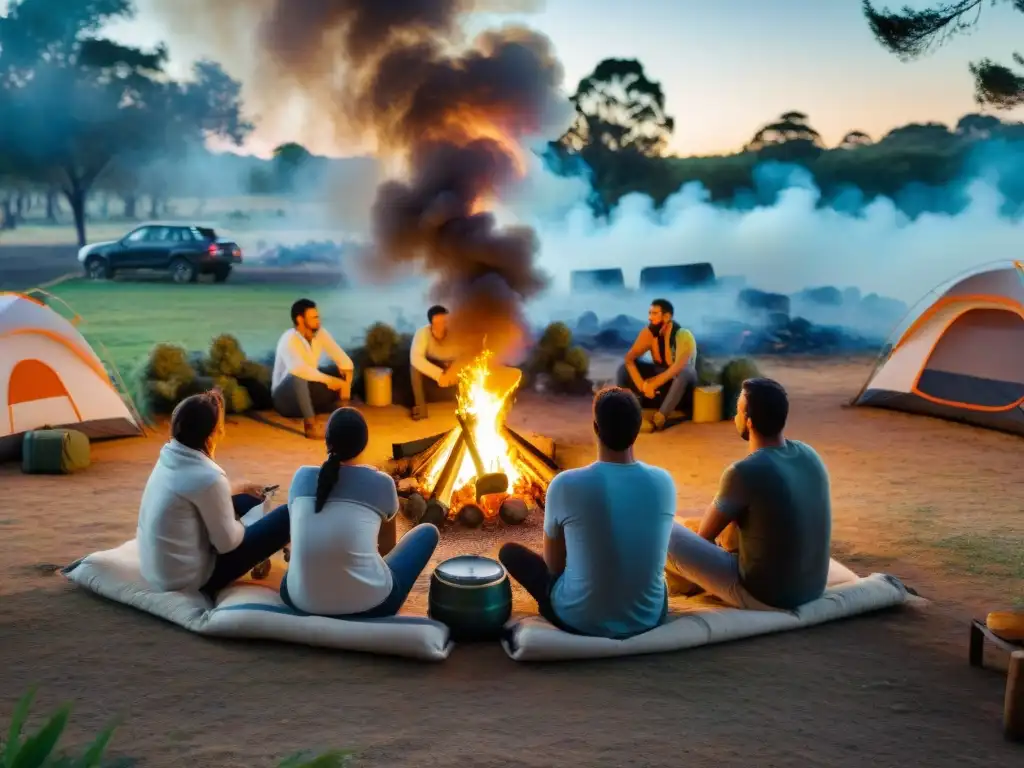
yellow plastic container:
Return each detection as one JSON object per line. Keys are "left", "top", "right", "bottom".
{"left": 364, "top": 367, "right": 393, "bottom": 407}
{"left": 692, "top": 385, "right": 724, "bottom": 423}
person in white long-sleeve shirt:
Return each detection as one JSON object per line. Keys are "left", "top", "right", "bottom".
{"left": 409, "top": 305, "right": 461, "bottom": 420}
{"left": 136, "top": 389, "right": 290, "bottom": 597}
{"left": 271, "top": 298, "right": 354, "bottom": 439}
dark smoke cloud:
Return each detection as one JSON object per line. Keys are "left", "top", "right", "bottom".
{"left": 143, "top": 0, "right": 566, "bottom": 360}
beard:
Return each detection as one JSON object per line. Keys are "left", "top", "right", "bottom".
{"left": 648, "top": 322, "right": 663, "bottom": 334}
{"left": 738, "top": 425, "right": 750, "bottom": 442}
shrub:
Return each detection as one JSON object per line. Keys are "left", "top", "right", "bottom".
{"left": 364, "top": 322, "right": 400, "bottom": 367}
{"left": 205, "top": 334, "right": 247, "bottom": 378}
{"left": 527, "top": 322, "right": 591, "bottom": 394}
{"left": 694, "top": 351, "right": 720, "bottom": 387}
{"left": 720, "top": 356, "right": 761, "bottom": 391}
{"left": 132, "top": 335, "right": 272, "bottom": 417}
{"left": 538, "top": 321, "right": 573, "bottom": 352}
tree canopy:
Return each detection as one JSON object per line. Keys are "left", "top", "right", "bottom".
{"left": 0, "top": 0, "right": 251, "bottom": 243}
{"left": 864, "top": 0, "right": 1024, "bottom": 107}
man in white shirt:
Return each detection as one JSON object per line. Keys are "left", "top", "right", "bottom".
{"left": 409, "top": 305, "right": 460, "bottom": 420}
{"left": 271, "top": 298, "right": 354, "bottom": 439}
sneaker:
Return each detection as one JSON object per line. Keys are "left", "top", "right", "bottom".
{"left": 651, "top": 412, "right": 667, "bottom": 431}
{"left": 303, "top": 418, "right": 325, "bottom": 440}
{"left": 411, "top": 406, "right": 427, "bottom": 421}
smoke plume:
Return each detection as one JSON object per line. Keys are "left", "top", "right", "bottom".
{"left": 143, "top": 0, "right": 567, "bottom": 360}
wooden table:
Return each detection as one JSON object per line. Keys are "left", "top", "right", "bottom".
{"left": 969, "top": 619, "right": 1024, "bottom": 741}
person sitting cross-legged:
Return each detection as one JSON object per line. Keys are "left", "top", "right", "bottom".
{"left": 280, "top": 407, "right": 441, "bottom": 618}
{"left": 271, "top": 298, "right": 355, "bottom": 440}
{"left": 136, "top": 389, "right": 291, "bottom": 599}
{"left": 666, "top": 377, "right": 833, "bottom": 610}
{"left": 498, "top": 387, "right": 676, "bottom": 639}
{"left": 617, "top": 298, "right": 698, "bottom": 433}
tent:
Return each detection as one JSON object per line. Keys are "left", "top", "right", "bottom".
{"left": 851, "top": 261, "right": 1024, "bottom": 435}
{"left": 0, "top": 292, "right": 142, "bottom": 459}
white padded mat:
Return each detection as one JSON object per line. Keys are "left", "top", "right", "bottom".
{"left": 502, "top": 560, "right": 912, "bottom": 662}
{"left": 62, "top": 540, "right": 452, "bottom": 661}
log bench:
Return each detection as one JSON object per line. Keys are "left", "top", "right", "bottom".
{"left": 969, "top": 619, "right": 1024, "bottom": 741}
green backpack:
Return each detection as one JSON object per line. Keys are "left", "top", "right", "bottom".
{"left": 21, "top": 429, "right": 92, "bottom": 475}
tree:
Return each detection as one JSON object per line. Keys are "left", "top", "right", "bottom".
{"left": 746, "top": 111, "right": 824, "bottom": 161}
{"left": 864, "top": 0, "right": 1024, "bottom": 108}
{"left": 560, "top": 58, "right": 675, "bottom": 156}
{"left": 839, "top": 130, "right": 873, "bottom": 149}
{"left": 0, "top": 0, "right": 252, "bottom": 245}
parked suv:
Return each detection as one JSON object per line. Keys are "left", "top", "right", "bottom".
{"left": 77, "top": 222, "right": 243, "bottom": 283}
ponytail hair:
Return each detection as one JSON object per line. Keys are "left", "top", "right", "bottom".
{"left": 314, "top": 407, "right": 369, "bottom": 513}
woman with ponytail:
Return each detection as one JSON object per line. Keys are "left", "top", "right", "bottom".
{"left": 280, "top": 407, "right": 440, "bottom": 618}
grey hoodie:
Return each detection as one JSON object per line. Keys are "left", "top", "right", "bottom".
{"left": 136, "top": 440, "right": 245, "bottom": 591}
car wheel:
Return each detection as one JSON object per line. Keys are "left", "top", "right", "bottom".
{"left": 84, "top": 256, "right": 112, "bottom": 280}
{"left": 170, "top": 258, "right": 198, "bottom": 284}
{"left": 212, "top": 266, "right": 232, "bottom": 283}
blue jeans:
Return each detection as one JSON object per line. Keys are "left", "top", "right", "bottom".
{"left": 279, "top": 523, "right": 440, "bottom": 619}
{"left": 200, "top": 494, "right": 291, "bottom": 597}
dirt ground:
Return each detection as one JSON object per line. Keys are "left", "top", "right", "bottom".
{"left": 1, "top": 357, "right": 1022, "bottom": 767}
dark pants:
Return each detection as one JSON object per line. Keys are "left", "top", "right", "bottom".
{"left": 200, "top": 494, "right": 291, "bottom": 597}
{"left": 498, "top": 543, "right": 582, "bottom": 634}
{"left": 411, "top": 357, "right": 457, "bottom": 411}
{"left": 616, "top": 361, "right": 697, "bottom": 417}
{"left": 499, "top": 542, "right": 669, "bottom": 638}
{"left": 272, "top": 366, "right": 346, "bottom": 419}
{"left": 279, "top": 523, "right": 441, "bottom": 619}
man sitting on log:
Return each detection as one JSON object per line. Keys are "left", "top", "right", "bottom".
{"left": 409, "top": 304, "right": 461, "bottom": 421}
{"left": 616, "top": 298, "right": 698, "bottom": 432}
{"left": 271, "top": 298, "right": 354, "bottom": 440}
{"left": 665, "top": 378, "right": 832, "bottom": 610}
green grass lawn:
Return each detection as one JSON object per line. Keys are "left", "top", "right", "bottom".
{"left": 41, "top": 280, "right": 370, "bottom": 373}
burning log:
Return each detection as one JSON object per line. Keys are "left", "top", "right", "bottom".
{"left": 456, "top": 412, "right": 509, "bottom": 499}
{"left": 430, "top": 431, "right": 467, "bottom": 507}
{"left": 502, "top": 426, "right": 559, "bottom": 486}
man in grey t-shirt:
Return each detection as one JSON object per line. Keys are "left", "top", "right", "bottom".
{"left": 665, "top": 377, "right": 832, "bottom": 610}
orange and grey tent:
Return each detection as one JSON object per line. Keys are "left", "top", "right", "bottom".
{"left": 851, "top": 261, "right": 1024, "bottom": 435}
{"left": 0, "top": 292, "right": 141, "bottom": 459}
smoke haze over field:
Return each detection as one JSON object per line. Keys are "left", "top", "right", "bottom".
{"left": 135, "top": 0, "right": 1024, "bottom": 347}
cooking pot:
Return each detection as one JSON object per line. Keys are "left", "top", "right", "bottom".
{"left": 428, "top": 555, "right": 512, "bottom": 642}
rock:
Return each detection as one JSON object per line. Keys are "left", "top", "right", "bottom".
{"left": 403, "top": 492, "right": 427, "bottom": 523}
{"left": 458, "top": 504, "right": 484, "bottom": 528}
{"left": 397, "top": 476, "right": 420, "bottom": 494}
{"left": 575, "top": 311, "right": 599, "bottom": 335}
{"left": 599, "top": 314, "right": 645, "bottom": 338}
{"left": 499, "top": 497, "right": 530, "bottom": 525}
{"left": 421, "top": 498, "right": 448, "bottom": 528}
{"left": 737, "top": 288, "right": 790, "bottom": 316}
{"left": 796, "top": 286, "right": 843, "bottom": 306}
{"left": 592, "top": 329, "right": 631, "bottom": 350}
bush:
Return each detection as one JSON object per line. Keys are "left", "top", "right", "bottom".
{"left": 719, "top": 356, "right": 761, "bottom": 418}
{"left": 132, "top": 335, "right": 272, "bottom": 418}
{"left": 364, "top": 322, "right": 400, "bottom": 367}
{"left": 527, "top": 322, "right": 591, "bottom": 394}
{"left": 720, "top": 356, "right": 761, "bottom": 390}
{"left": 694, "top": 351, "right": 720, "bottom": 387}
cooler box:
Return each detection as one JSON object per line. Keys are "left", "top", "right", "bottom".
{"left": 21, "top": 429, "right": 91, "bottom": 475}
{"left": 692, "top": 385, "right": 724, "bottom": 423}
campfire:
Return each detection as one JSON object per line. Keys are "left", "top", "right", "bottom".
{"left": 389, "top": 352, "right": 558, "bottom": 529}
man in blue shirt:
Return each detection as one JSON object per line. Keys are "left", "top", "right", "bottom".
{"left": 498, "top": 387, "right": 676, "bottom": 638}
